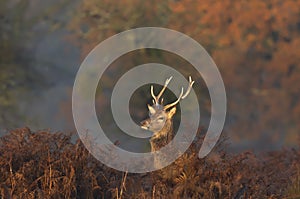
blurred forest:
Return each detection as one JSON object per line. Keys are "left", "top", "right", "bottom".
{"left": 0, "top": 0, "right": 78, "bottom": 131}
{"left": 0, "top": 0, "right": 299, "bottom": 151}
{"left": 0, "top": 0, "right": 43, "bottom": 128}
{"left": 69, "top": 0, "right": 300, "bottom": 151}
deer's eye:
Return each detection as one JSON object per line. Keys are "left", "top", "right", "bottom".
{"left": 158, "top": 117, "right": 164, "bottom": 121}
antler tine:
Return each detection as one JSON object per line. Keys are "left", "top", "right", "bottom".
{"left": 163, "top": 76, "right": 195, "bottom": 110}
{"left": 156, "top": 76, "right": 173, "bottom": 101}
{"left": 150, "top": 85, "right": 156, "bottom": 103}
{"left": 182, "top": 76, "right": 195, "bottom": 99}
{"left": 163, "top": 87, "right": 184, "bottom": 110}
{"left": 150, "top": 76, "right": 173, "bottom": 105}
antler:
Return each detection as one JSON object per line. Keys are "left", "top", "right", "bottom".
{"left": 163, "top": 76, "right": 194, "bottom": 110}
{"left": 151, "top": 76, "right": 173, "bottom": 105}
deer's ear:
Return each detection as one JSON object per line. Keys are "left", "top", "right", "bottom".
{"left": 168, "top": 107, "right": 177, "bottom": 118}
{"left": 147, "top": 104, "right": 156, "bottom": 115}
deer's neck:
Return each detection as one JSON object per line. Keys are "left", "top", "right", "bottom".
{"left": 150, "top": 120, "right": 174, "bottom": 152}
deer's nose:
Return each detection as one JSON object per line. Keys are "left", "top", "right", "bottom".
{"left": 140, "top": 120, "right": 150, "bottom": 130}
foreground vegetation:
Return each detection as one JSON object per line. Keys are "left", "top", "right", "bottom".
{"left": 0, "top": 127, "right": 299, "bottom": 198}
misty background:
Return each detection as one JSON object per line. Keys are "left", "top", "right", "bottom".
{"left": 1, "top": 0, "right": 299, "bottom": 153}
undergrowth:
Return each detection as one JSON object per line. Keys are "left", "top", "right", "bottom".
{"left": 0, "top": 127, "right": 299, "bottom": 198}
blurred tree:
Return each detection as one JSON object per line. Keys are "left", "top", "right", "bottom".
{"left": 168, "top": 0, "right": 300, "bottom": 147}
{"left": 0, "top": 0, "right": 73, "bottom": 129}
{"left": 69, "top": 0, "right": 171, "bottom": 57}
{"left": 69, "top": 0, "right": 175, "bottom": 110}
{"left": 0, "top": 0, "right": 37, "bottom": 128}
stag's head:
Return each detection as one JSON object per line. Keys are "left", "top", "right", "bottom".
{"left": 140, "top": 76, "right": 194, "bottom": 135}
